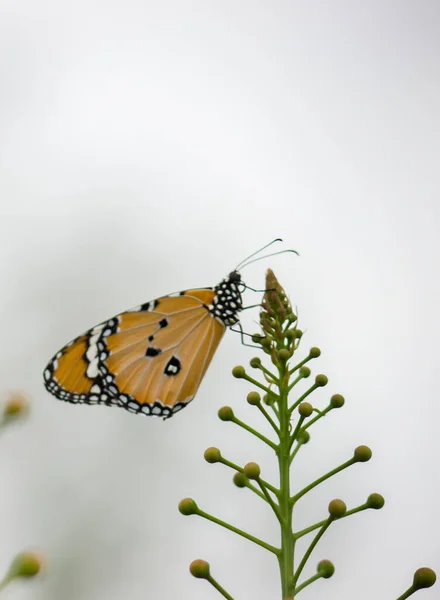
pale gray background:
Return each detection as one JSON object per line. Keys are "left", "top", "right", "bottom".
{"left": 0, "top": 1, "right": 439, "bottom": 599}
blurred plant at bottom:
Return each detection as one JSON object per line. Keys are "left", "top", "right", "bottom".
{"left": 0, "top": 393, "right": 44, "bottom": 592}
{"left": 179, "top": 270, "right": 436, "bottom": 600}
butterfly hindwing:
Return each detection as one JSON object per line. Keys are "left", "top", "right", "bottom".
{"left": 44, "top": 284, "right": 235, "bottom": 418}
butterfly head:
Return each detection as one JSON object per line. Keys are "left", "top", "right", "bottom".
{"left": 210, "top": 270, "right": 244, "bottom": 327}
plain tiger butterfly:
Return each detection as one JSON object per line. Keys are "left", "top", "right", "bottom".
{"left": 43, "top": 240, "right": 295, "bottom": 419}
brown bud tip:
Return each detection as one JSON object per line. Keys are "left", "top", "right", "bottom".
{"left": 277, "top": 349, "right": 290, "bottom": 361}
{"left": 413, "top": 567, "right": 436, "bottom": 589}
{"left": 178, "top": 498, "right": 199, "bottom": 515}
{"left": 250, "top": 357, "right": 261, "bottom": 368}
{"left": 328, "top": 499, "right": 347, "bottom": 519}
{"left": 247, "top": 392, "right": 261, "bottom": 406}
{"left": 354, "top": 445, "right": 372, "bottom": 462}
{"left": 232, "top": 366, "right": 246, "bottom": 378}
{"left": 3, "top": 393, "right": 30, "bottom": 420}
{"left": 233, "top": 472, "right": 248, "bottom": 488}
{"left": 367, "top": 493, "right": 385, "bottom": 509}
{"left": 190, "top": 559, "right": 210, "bottom": 579}
{"left": 298, "top": 402, "right": 313, "bottom": 418}
{"left": 315, "top": 374, "right": 328, "bottom": 387}
{"left": 243, "top": 462, "right": 261, "bottom": 480}
{"left": 204, "top": 447, "right": 221, "bottom": 463}
{"left": 8, "top": 551, "right": 44, "bottom": 579}
{"left": 297, "top": 430, "right": 310, "bottom": 444}
{"left": 330, "top": 394, "right": 345, "bottom": 408}
{"left": 218, "top": 406, "right": 234, "bottom": 421}
{"left": 317, "top": 559, "right": 334, "bottom": 578}
{"left": 309, "top": 347, "right": 321, "bottom": 358}
{"left": 299, "top": 366, "right": 311, "bottom": 378}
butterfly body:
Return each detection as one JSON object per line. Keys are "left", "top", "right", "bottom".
{"left": 44, "top": 271, "right": 243, "bottom": 419}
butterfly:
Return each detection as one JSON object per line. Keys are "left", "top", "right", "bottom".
{"left": 43, "top": 240, "right": 295, "bottom": 419}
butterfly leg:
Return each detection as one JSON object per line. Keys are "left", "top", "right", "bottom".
{"left": 230, "top": 322, "right": 263, "bottom": 349}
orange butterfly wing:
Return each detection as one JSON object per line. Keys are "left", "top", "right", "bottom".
{"left": 44, "top": 275, "right": 243, "bottom": 419}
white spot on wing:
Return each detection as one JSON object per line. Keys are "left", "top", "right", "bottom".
{"left": 87, "top": 359, "right": 99, "bottom": 378}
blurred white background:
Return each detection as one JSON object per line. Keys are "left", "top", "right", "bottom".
{"left": 0, "top": 1, "right": 439, "bottom": 599}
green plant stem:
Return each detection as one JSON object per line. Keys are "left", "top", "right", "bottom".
{"left": 288, "top": 354, "right": 312, "bottom": 376}
{"left": 293, "top": 518, "right": 333, "bottom": 587}
{"left": 302, "top": 405, "right": 332, "bottom": 430}
{"left": 288, "top": 384, "right": 319, "bottom": 413}
{"left": 289, "top": 441, "right": 304, "bottom": 465}
{"left": 231, "top": 414, "right": 277, "bottom": 450}
{"left": 207, "top": 574, "right": 235, "bottom": 600}
{"left": 266, "top": 398, "right": 280, "bottom": 419}
{"left": 256, "top": 477, "right": 282, "bottom": 522}
{"left": 293, "top": 572, "right": 322, "bottom": 594}
{"left": 291, "top": 457, "right": 356, "bottom": 503}
{"left": 197, "top": 508, "right": 279, "bottom": 554}
{"left": 256, "top": 402, "right": 280, "bottom": 435}
{"left": 243, "top": 480, "right": 268, "bottom": 502}
{"left": 0, "top": 576, "right": 12, "bottom": 592}
{"left": 395, "top": 586, "right": 417, "bottom": 600}
{"left": 258, "top": 363, "right": 280, "bottom": 384}
{"left": 277, "top": 360, "right": 295, "bottom": 599}
{"left": 242, "top": 373, "right": 279, "bottom": 398}
{"left": 295, "top": 503, "right": 371, "bottom": 538}
{"left": 286, "top": 372, "right": 304, "bottom": 393}
{"left": 288, "top": 416, "right": 306, "bottom": 451}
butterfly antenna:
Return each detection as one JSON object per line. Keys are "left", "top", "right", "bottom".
{"left": 235, "top": 238, "right": 283, "bottom": 271}
{"left": 239, "top": 248, "right": 299, "bottom": 270}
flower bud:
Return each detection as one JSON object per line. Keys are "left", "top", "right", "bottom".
{"left": 247, "top": 392, "right": 261, "bottom": 406}
{"left": 204, "top": 447, "right": 221, "bottom": 463}
{"left": 297, "top": 430, "right": 310, "bottom": 444}
{"left": 6, "top": 551, "right": 43, "bottom": 579}
{"left": 366, "top": 493, "right": 385, "bottom": 509}
{"left": 233, "top": 472, "right": 248, "bottom": 488}
{"left": 260, "top": 336, "right": 273, "bottom": 350}
{"left": 298, "top": 402, "right": 313, "bottom": 418}
{"left": 190, "top": 559, "right": 210, "bottom": 579}
{"left": 317, "top": 559, "right": 334, "bottom": 578}
{"left": 218, "top": 406, "right": 234, "bottom": 421}
{"left": 2, "top": 393, "right": 29, "bottom": 422}
{"left": 285, "top": 329, "right": 298, "bottom": 342}
{"left": 413, "top": 567, "right": 436, "bottom": 589}
{"left": 299, "top": 366, "right": 311, "bottom": 378}
{"left": 178, "top": 498, "right": 199, "bottom": 515}
{"left": 315, "top": 374, "right": 328, "bottom": 387}
{"left": 243, "top": 462, "right": 261, "bottom": 480}
{"left": 309, "top": 347, "right": 321, "bottom": 358}
{"left": 353, "top": 445, "right": 372, "bottom": 462}
{"left": 249, "top": 357, "right": 261, "bottom": 368}
{"left": 328, "top": 499, "right": 346, "bottom": 519}
{"left": 277, "top": 349, "right": 290, "bottom": 361}
{"left": 232, "top": 366, "right": 246, "bottom": 378}
{"left": 330, "top": 394, "right": 344, "bottom": 408}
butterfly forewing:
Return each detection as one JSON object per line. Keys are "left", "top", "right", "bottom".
{"left": 44, "top": 277, "right": 241, "bottom": 418}
{"left": 50, "top": 335, "right": 96, "bottom": 395}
